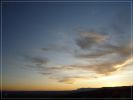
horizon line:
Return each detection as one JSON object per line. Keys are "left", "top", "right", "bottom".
{"left": 1, "top": 85, "right": 132, "bottom": 91}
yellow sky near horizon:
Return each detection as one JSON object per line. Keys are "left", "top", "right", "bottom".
{"left": 2, "top": 63, "right": 133, "bottom": 91}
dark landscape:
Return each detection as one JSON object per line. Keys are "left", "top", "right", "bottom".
{"left": 2, "top": 86, "right": 132, "bottom": 99}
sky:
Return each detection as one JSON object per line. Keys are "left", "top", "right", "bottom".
{"left": 1, "top": 1, "right": 133, "bottom": 91}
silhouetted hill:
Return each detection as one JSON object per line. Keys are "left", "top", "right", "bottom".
{"left": 2, "top": 86, "right": 132, "bottom": 99}
{"left": 62, "top": 86, "right": 132, "bottom": 98}
{"left": 76, "top": 87, "right": 98, "bottom": 92}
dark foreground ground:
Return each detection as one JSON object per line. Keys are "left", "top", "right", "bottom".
{"left": 1, "top": 86, "right": 133, "bottom": 99}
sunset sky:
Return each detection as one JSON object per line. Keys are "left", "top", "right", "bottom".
{"left": 1, "top": 1, "right": 133, "bottom": 91}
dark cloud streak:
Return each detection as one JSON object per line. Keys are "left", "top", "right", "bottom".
{"left": 76, "top": 31, "right": 107, "bottom": 49}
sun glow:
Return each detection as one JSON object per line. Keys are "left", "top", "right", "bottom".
{"left": 115, "top": 58, "right": 132, "bottom": 69}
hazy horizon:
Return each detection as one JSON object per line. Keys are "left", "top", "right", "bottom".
{"left": 2, "top": 85, "right": 132, "bottom": 91}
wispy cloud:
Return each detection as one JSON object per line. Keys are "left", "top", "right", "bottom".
{"left": 75, "top": 43, "right": 131, "bottom": 59}
{"left": 57, "top": 77, "right": 77, "bottom": 84}
{"left": 76, "top": 31, "right": 107, "bottom": 49}
{"left": 74, "top": 25, "right": 131, "bottom": 75}
{"left": 49, "top": 75, "right": 98, "bottom": 84}
{"left": 24, "top": 55, "right": 49, "bottom": 70}
{"left": 23, "top": 48, "right": 131, "bottom": 84}
{"left": 72, "top": 59, "right": 131, "bottom": 75}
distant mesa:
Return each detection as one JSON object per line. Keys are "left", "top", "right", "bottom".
{"left": 76, "top": 88, "right": 98, "bottom": 92}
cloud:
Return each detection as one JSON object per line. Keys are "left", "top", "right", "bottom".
{"left": 51, "top": 75, "right": 98, "bottom": 84}
{"left": 76, "top": 43, "right": 131, "bottom": 59}
{"left": 76, "top": 31, "right": 108, "bottom": 49}
{"left": 24, "top": 55, "right": 49, "bottom": 70}
{"left": 45, "top": 57, "right": 131, "bottom": 83}
{"left": 58, "top": 77, "right": 76, "bottom": 84}
{"left": 74, "top": 9, "right": 131, "bottom": 75}
{"left": 104, "top": 44, "right": 131, "bottom": 57}
{"left": 70, "top": 57, "right": 131, "bottom": 75}
{"left": 30, "top": 57, "right": 48, "bottom": 66}
{"left": 74, "top": 44, "right": 131, "bottom": 75}
{"left": 76, "top": 50, "right": 113, "bottom": 58}
{"left": 23, "top": 52, "right": 131, "bottom": 84}
{"left": 74, "top": 25, "right": 131, "bottom": 76}
{"left": 41, "top": 48, "right": 49, "bottom": 51}
{"left": 75, "top": 7, "right": 131, "bottom": 59}
{"left": 88, "top": 61, "right": 124, "bottom": 75}
{"left": 41, "top": 44, "right": 73, "bottom": 54}
{"left": 40, "top": 72, "right": 52, "bottom": 75}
